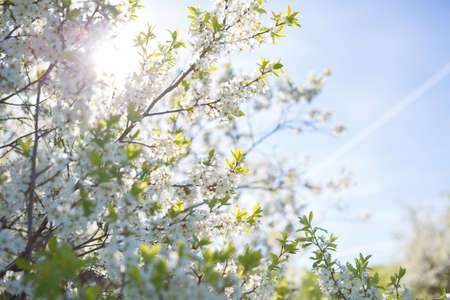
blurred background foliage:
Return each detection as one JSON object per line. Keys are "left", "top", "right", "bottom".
{"left": 283, "top": 196, "right": 449, "bottom": 300}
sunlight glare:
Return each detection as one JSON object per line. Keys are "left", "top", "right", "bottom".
{"left": 92, "top": 21, "right": 143, "bottom": 84}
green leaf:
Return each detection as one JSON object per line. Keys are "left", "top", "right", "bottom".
{"left": 308, "top": 211, "right": 313, "bottom": 223}
{"left": 130, "top": 181, "right": 147, "bottom": 198}
{"left": 127, "top": 106, "right": 142, "bottom": 122}
{"left": 192, "top": 236, "right": 212, "bottom": 249}
{"left": 151, "top": 260, "right": 168, "bottom": 289}
{"left": 106, "top": 114, "right": 121, "bottom": 127}
{"left": 82, "top": 199, "right": 95, "bottom": 216}
{"left": 208, "top": 148, "right": 215, "bottom": 160}
{"left": 88, "top": 150, "right": 102, "bottom": 167}
{"left": 107, "top": 205, "right": 118, "bottom": 222}
{"left": 68, "top": 8, "right": 80, "bottom": 19}
{"left": 211, "top": 15, "right": 221, "bottom": 32}
{"left": 127, "top": 266, "right": 142, "bottom": 282}
{"left": 125, "top": 144, "right": 142, "bottom": 160}
{"left": 255, "top": 7, "right": 266, "bottom": 14}
{"left": 18, "top": 138, "right": 32, "bottom": 156}
{"left": 140, "top": 243, "right": 161, "bottom": 264}
{"left": 34, "top": 239, "right": 87, "bottom": 299}
{"left": 48, "top": 236, "right": 58, "bottom": 251}
{"left": 188, "top": 6, "right": 200, "bottom": 17}
{"left": 238, "top": 246, "right": 262, "bottom": 273}
{"left": 61, "top": 0, "right": 71, "bottom": 8}
{"left": 15, "top": 258, "right": 32, "bottom": 271}
{"left": 273, "top": 62, "right": 283, "bottom": 70}
{"left": 84, "top": 287, "right": 102, "bottom": 300}
{"left": 247, "top": 203, "right": 263, "bottom": 226}
{"left": 286, "top": 5, "right": 291, "bottom": 16}
{"left": 171, "top": 29, "right": 178, "bottom": 41}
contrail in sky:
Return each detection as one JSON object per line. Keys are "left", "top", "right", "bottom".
{"left": 308, "top": 61, "right": 450, "bottom": 177}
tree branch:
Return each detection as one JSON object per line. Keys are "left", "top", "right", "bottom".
{"left": 117, "top": 64, "right": 197, "bottom": 142}
{"left": 24, "top": 62, "right": 56, "bottom": 260}
{"left": 0, "top": 62, "right": 56, "bottom": 105}
{"left": 143, "top": 99, "right": 220, "bottom": 118}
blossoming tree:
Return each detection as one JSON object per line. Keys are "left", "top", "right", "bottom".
{"left": 0, "top": 0, "right": 412, "bottom": 298}
{"left": 402, "top": 203, "right": 450, "bottom": 298}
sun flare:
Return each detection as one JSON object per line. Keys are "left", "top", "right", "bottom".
{"left": 91, "top": 22, "right": 142, "bottom": 83}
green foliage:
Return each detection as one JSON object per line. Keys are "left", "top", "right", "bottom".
{"left": 297, "top": 212, "right": 414, "bottom": 300}
{"left": 22, "top": 238, "right": 92, "bottom": 300}
{"left": 17, "top": 138, "right": 32, "bottom": 157}
{"left": 234, "top": 203, "right": 263, "bottom": 230}
{"left": 226, "top": 148, "right": 249, "bottom": 174}
{"left": 192, "top": 236, "right": 212, "bottom": 250}
{"left": 295, "top": 270, "right": 323, "bottom": 300}
{"left": 167, "top": 200, "right": 184, "bottom": 218}
{"left": 274, "top": 278, "right": 298, "bottom": 300}
{"left": 140, "top": 243, "right": 161, "bottom": 264}
{"left": 205, "top": 194, "right": 231, "bottom": 210}
{"left": 401, "top": 205, "right": 450, "bottom": 298}
{"left": 88, "top": 150, "right": 102, "bottom": 167}
{"left": 198, "top": 244, "right": 237, "bottom": 292}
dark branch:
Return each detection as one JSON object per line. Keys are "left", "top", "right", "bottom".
{"left": 24, "top": 62, "right": 56, "bottom": 261}
{"left": 0, "top": 62, "right": 56, "bottom": 104}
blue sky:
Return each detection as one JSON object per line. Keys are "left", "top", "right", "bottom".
{"left": 141, "top": 0, "right": 450, "bottom": 265}
{"left": 269, "top": 0, "right": 450, "bottom": 265}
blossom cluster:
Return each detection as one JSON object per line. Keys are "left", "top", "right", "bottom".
{"left": 298, "top": 213, "right": 413, "bottom": 300}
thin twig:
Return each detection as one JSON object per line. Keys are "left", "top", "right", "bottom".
{"left": 143, "top": 99, "right": 220, "bottom": 118}
{"left": 117, "top": 64, "right": 197, "bottom": 141}
{"left": 118, "top": 140, "right": 155, "bottom": 149}
{"left": 0, "top": 62, "right": 56, "bottom": 104}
